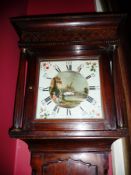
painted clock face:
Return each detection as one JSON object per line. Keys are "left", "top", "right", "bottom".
{"left": 35, "top": 58, "right": 103, "bottom": 119}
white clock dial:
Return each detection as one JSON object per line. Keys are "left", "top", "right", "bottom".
{"left": 35, "top": 58, "right": 103, "bottom": 119}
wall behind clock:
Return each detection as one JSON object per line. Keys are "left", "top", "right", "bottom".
{"left": 0, "top": 0, "right": 112, "bottom": 175}
{"left": 0, "top": 0, "right": 28, "bottom": 175}
{"left": 27, "top": 0, "right": 95, "bottom": 14}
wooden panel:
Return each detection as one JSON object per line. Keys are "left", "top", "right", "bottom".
{"left": 31, "top": 153, "right": 108, "bottom": 175}
{"left": 11, "top": 13, "right": 126, "bottom": 47}
{"left": 12, "top": 50, "right": 27, "bottom": 129}
{"left": 43, "top": 158, "right": 97, "bottom": 175}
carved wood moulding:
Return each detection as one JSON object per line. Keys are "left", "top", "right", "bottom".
{"left": 11, "top": 13, "right": 126, "bottom": 47}
{"left": 21, "top": 27, "right": 117, "bottom": 43}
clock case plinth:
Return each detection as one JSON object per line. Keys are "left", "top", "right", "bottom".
{"left": 9, "top": 13, "right": 128, "bottom": 175}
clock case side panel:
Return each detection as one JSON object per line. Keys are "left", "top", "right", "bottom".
{"left": 99, "top": 54, "right": 117, "bottom": 130}
{"left": 22, "top": 53, "right": 38, "bottom": 130}
{"left": 10, "top": 49, "right": 28, "bottom": 130}
{"left": 21, "top": 50, "right": 117, "bottom": 132}
{"left": 113, "top": 48, "right": 128, "bottom": 129}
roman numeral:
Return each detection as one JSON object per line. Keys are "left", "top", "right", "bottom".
{"left": 39, "top": 87, "right": 49, "bottom": 91}
{"left": 89, "top": 86, "right": 96, "bottom": 90}
{"left": 46, "top": 77, "right": 52, "bottom": 80}
{"left": 67, "top": 108, "right": 71, "bottom": 116}
{"left": 89, "top": 86, "right": 99, "bottom": 90}
{"left": 54, "top": 65, "right": 61, "bottom": 72}
{"left": 42, "top": 75, "right": 52, "bottom": 80}
{"left": 86, "top": 73, "right": 95, "bottom": 79}
{"left": 80, "top": 106, "right": 85, "bottom": 112}
{"left": 77, "top": 64, "right": 83, "bottom": 72}
{"left": 53, "top": 105, "right": 60, "bottom": 113}
{"left": 66, "top": 61, "right": 72, "bottom": 70}
{"left": 44, "top": 96, "right": 52, "bottom": 105}
{"left": 86, "top": 96, "right": 96, "bottom": 105}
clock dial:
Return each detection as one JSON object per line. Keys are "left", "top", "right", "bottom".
{"left": 35, "top": 58, "right": 103, "bottom": 119}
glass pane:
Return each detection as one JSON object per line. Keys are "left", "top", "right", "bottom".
{"left": 35, "top": 58, "right": 103, "bottom": 119}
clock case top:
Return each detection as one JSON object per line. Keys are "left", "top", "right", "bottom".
{"left": 9, "top": 13, "right": 128, "bottom": 139}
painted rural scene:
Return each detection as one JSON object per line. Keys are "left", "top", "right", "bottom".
{"left": 49, "top": 71, "right": 88, "bottom": 108}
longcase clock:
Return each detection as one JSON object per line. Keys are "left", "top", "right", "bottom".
{"left": 9, "top": 13, "right": 128, "bottom": 175}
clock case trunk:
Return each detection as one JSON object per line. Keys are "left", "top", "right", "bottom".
{"left": 9, "top": 13, "right": 128, "bottom": 175}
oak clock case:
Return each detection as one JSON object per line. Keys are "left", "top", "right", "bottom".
{"left": 9, "top": 14, "right": 128, "bottom": 175}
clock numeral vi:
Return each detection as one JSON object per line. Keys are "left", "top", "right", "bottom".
{"left": 67, "top": 108, "right": 71, "bottom": 116}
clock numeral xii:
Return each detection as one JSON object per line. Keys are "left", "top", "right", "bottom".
{"left": 66, "top": 61, "right": 72, "bottom": 71}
